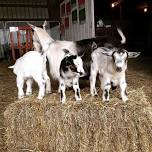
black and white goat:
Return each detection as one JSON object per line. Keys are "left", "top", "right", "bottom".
{"left": 59, "top": 53, "right": 85, "bottom": 103}
{"left": 8, "top": 51, "right": 51, "bottom": 100}
{"left": 90, "top": 45, "right": 140, "bottom": 102}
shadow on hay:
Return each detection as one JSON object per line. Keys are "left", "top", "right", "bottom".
{"left": 4, "top": 87, "right": 152, "bottom": 152}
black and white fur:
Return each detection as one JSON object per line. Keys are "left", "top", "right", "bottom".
{"left": 59, "top": 54, "right": 85, "bottom": 103}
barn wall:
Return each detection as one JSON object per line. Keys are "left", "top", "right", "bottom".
{"left": 0, "top": 0, "right": 60, "bottom": 59}
{"left": 0, "top": 7, "right": 49, "bottom": 20}
{"left": 0, "top": 0, "right": 50, "bottom": 20}
{"left": 60, "top": 0, "right": 95, "bottom": 41}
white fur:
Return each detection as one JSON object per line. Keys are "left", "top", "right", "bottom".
{"left": 117, "top": 28, "right": 126, "bottom": 44}
{"left": 90, "top": 47, "right": 128, "bottom": 102}
{"left": 46, "top": 41, "right": 77, "bottom": 80}
{"left": 33, "top": 41, "right": 41, "bottom": 51}
{"left": 9, "top": 51, "right": 51, "bottom": 99}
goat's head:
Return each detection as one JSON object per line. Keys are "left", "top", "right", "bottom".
{"left": 63, "top": 55, "right": 85, "bottom": 77}
{"left": 28, "top": 22, "right": 54, "bottom": 51}
{"left": 98, "top": 47, "right": 141, "bottom": 72}
{"left": 112, "top": 49, "right": 128, "bottom": 72}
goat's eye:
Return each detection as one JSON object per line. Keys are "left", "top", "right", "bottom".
{"left": 70, "top": 65, "right": 77, "bottom": 72}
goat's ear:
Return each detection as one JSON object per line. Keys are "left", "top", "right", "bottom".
{"left": 128, "top": 52, "right": 141, "bottom": 58}
{"left": 63, "top": 49, "right": 70, "bottom": 55}
{"left": 27, "top": 23, "right": 36, "bottom": 30}
{"left": 98, "top": 47, "right": 113, "bottom": 56}
{"left": 43, "top": 20, "right": 47, "bottom": 30}
{"left": 92, "top": 42, "right": 98, "bottom": 50}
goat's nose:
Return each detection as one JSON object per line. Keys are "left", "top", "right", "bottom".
{"left": 79, "top": 72, "right": 83, "bottom": 76}
{"left": 116, "top": 67, "right": 122, "bottom": 72}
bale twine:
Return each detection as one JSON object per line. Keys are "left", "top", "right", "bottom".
{"left": 4, "top": 88, "right": 152, "bottom": 152}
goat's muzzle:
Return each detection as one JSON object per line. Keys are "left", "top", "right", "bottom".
{"left": 116, "top": 67, "right": 122, "bottom": 72}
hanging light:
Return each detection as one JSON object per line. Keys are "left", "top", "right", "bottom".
{"left": 111, "top": 1, "right": 121, "bottom": 8}
{"left": 144, "top": 7, "right": 147, "bottom": 12}
{"left": 111, "top": 3, "right": 115, "bottom": 8}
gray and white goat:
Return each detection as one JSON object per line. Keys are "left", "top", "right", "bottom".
{"left": 8, "top": 51, "right": 51, "bottom": 100}
{"left": 59, "top": 53, "right": 85, "bottom": 103}
{"left": 90, "top": 45, "right": 140, "bottom": 102}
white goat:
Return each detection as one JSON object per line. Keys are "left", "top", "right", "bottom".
{"left": 8, "top": 51, "right": 51, "bottom": 99}
{"left": 59, "top": 53, "right": 85, "bottom": 103}
{"left": 90, "top": 46, "right": 140, "bottom": 102}
{"left": 32, "top": 21, "right": 47, "bottom": 52}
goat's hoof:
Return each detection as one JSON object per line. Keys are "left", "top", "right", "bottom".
{"left": 18, "top": 95, "right": 24, "bottom": 99}
{"left": 90, "top": 90, "right": 98, "bottom": 96}
{"left": 37, "top": 96, "right": 44, "bottom": 100}
{"left": 61, "top": 100, "right": 66, "bottom": 104}
{"left": 46, "top": 90, "right": 51, "bottom": 94}
{"left": 122, "top": 97, "right": 128, "bottom": 103}
{"left": 91, "top": 93, "right": 98, "bottom": 97}
{"left": 103, "top": 99, "right": 109, "bottom": 102}
{"left": 60, "top": 98, "right": 66, "bottom": 104}
{"left": 76, "top": 97, "right": 82, "bottom": 101}
{"left": 26, "top": 92, "right": 32, "bottom": 96}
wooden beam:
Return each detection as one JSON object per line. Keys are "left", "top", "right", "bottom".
{"left": 0, "top": 18, "right": 50, "bottom": 21}
{"left": 47, "top": 0, "right": 52, "bottom": 20}
{"left": 47, "top": 0, "right": 60, "bottom": 20}
{"left": 0, "top": 3, "right": 47, "bottom": 8}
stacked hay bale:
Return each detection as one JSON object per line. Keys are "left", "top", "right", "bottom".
{"left": 4, "top": 88, "right": 152, "bottom": 152}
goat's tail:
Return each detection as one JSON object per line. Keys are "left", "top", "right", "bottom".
{"left": 8, "top": 65, "right": 14, "bottom": 69}
{"left": 117, "top": 28, "right": 126, "bottom": 44}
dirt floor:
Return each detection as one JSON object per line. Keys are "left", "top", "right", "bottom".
{"left": 0, "top": 56, "right": 152, "bottom": 152}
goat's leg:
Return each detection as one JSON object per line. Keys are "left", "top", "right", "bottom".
{"left": 33, "top": 75, "right": 45, "bottom": 100}
{"left": 43, "top": 70, "right": 51, "bottom": 94}
{"left": 16, "top": 76, "right": 24, "bottom": 99}
{"left": 73, "top": 77, "right": 82, "bottom": 101}
{"left": 90, "top": 64, "right": 98, "bottom": 96}
{"left": 26, "top": 78, "right": 33, "bottom": 96}
{"left": 101, "top": 77, "right": 111, "bottom": 102}
{"left": 119, "top": 77, "right": 128, "bottom": 102}
{"left": 59, "top": 79, "right": 66, "bottom": 103}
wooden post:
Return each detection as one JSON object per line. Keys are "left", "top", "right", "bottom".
{"left": 17, "top": 30, "right": 22, "bottom": 56}
{"left": 29, "top": 30, "right": 33, "bottom": 50}
{"left": 10, "top": 32, "right": 15, "bottom": 61}
{"left": 26, "top": 30, "right": 28, "bottom": 52}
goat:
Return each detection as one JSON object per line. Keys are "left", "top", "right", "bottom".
{"left": 28, "top": 23, "right": 140, "bottom": 100}
{"left": 59, "top": 53, "right": 85, "bottom": 103}
{"left": 90, "top": 45, "right": 141, "bottom": 102}
{"left": 8, "top": 51, "right": 51, "bottom": 99}
{"left": 32, "top": 21, "right": 48, "bottom": 52}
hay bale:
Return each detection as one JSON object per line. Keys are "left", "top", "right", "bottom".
{"left": 4, "top": 88, "right": 152, "bottom": 152}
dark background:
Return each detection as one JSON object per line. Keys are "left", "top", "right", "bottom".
{"left": 94, "top": 0, "right": 152, "bottom": 56}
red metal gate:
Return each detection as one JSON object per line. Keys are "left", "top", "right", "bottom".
{"left": 10, "top": 26, "right": 33, "bottom": 61}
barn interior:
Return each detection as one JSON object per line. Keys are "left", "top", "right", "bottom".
{"left": 0, "top": 0, "right": 152, "bottom": 152}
